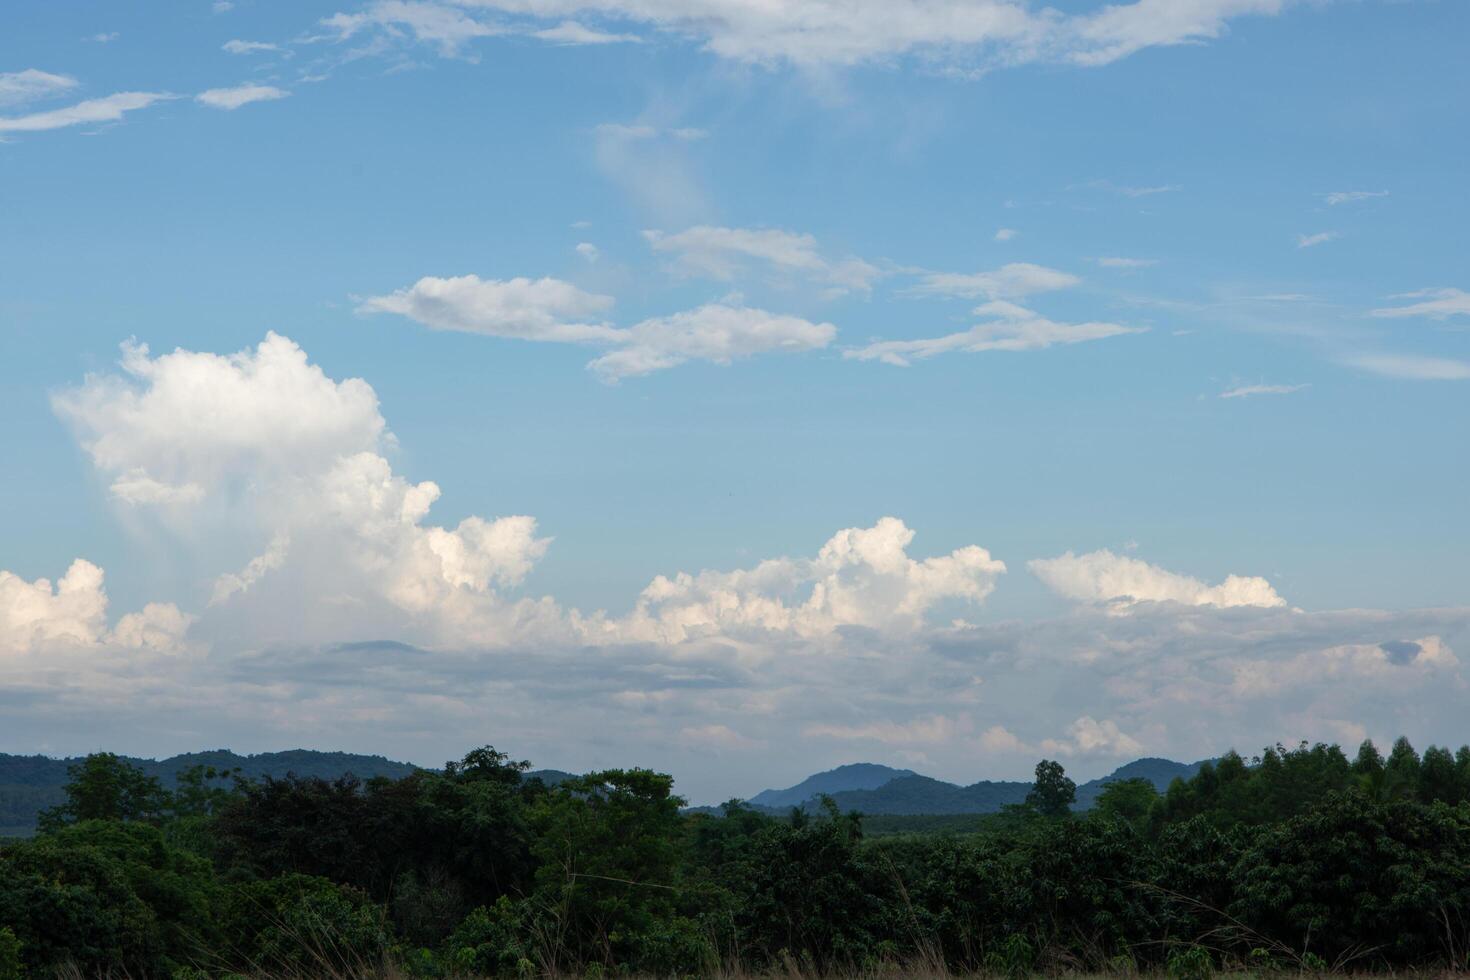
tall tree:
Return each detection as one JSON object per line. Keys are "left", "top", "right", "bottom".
{"left": 1026, "top": 759, "right": 1076, "bottom": 817}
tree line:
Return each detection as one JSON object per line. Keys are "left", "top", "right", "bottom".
{"left": 3, "top": 737, "right": 1470, "bottom": 977}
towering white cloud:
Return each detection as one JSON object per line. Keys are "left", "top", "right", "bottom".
{"left": 1028, "top": 549, "right": 1286, "bottom": 610}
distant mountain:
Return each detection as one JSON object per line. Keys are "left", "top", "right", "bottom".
{"left": 747, "top": 763, "right": 918, "bottom": 809}
{"left": 525, "top": 768, "right": 577, "bottom": 786}
{"left": 1074, "top": 757, "right": 1204, "bottom": 809}
{"left": 0, "top": 749, "right": 421, "bottom": 836}
{"left": 744, "top": 757, "right": 1207, "bottom": 817}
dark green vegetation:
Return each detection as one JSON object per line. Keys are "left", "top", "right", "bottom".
{"left": 4, "top": 738, "right": 1470, "bottom": 977}
{"left": 0, "top": 749, "right": 419, "bottom": 838}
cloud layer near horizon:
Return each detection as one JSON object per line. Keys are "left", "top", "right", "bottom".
{"left": 7, "top": 332, "right": 1468, "bottom": 801}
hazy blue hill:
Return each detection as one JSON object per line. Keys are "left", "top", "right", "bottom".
{"left": 770, "top": 757, "right": 1208, "bottom": 817}
{"left": 1074, "top": 757, "right": 1205, "bottom": 808}
{"left": 747, "top": 762, "right": 917, "bottom": 808}
{"left": 525, "top": 768, "right": 577, "bottom": 786}
{"left": 0, "top": 749, "right": 421, "bottom": 836}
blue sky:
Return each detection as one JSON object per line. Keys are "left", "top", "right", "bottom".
{"left": 1, "top": 0, "right": 1467, "bottom": 802}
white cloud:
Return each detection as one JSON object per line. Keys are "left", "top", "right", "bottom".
{"left": 0, "top": 70, "right": 78, "bottom": 107}
{"left": 360, "top": 275, "right": 619, "bottom": 342}
{"left": 1296, "top": 231, "right": 1338, "bottom": 249}
{"left": 1041, "top": 716, "right": 1143, "bottom": 756}
{"left": 599, "top": 516, "right": 1006, "bottom": 643}
{"left": 644, "top": 226, "right": 881, "bottom": 296}
{"left": 978, "top": 725, "right": 1027, "bottom": 753}
{"left": 1325, "top": 190, "right": 1388, "bottom": 206}
{"left": 846, "top": 300, "right": 1142, "bottom": 367}
{"left": 533, "top": 20, "right": 641, "bottom": 43}
{"left": 214, "top": 1, "right": 235, "bottom": 11}
{"left": 86, "top": 32, "right": 120, "bottom": 43}
{"left": 586, "top": 304, "right": 837, "bottom": 381}
{"left": 197, "top": 84, "right": 290, "bottom": 110}
{"left": 53, "top": 333, "right": 387, "bottom": 503}
{"left": 805, "top": 714, "right": 969, "bottom": 745}
{"left": 1369, "top": 288, "right": 1470, "bottom": 320}
{"left": 574, "top": 242, "right": 600, "bottom": 262}
{"left": 0, "top": 559, "right": 189, "bottom": 656}
{"left": 1087, "top": 180, "right": 1179, "bottom": 197}
{"left": 1343, "top": 353, "right": 1470, "bottom": 381}
{"left": 1095, "top": 256, "right": 1158, "bottom": 269}
{"left": 362, "top": 277, "right": 834, "bottom": 380}
{"left": 51, "top": 334, "right": 557, "bottom": 649}
{"left": 1219, "top": 382, "right": 1307, "bottom": 399}
{"left": 993, "top": 227, "right": 1017, "bottom": 242}
{"left": 223, "top": 39, "right": 286, "bottom": 54}
{"left": 438, "top": 0, "right": 1299, "bottom": 69}
{"left": 680, "top": 723, "right": 760, "bottom": 748}
{"left": 322, "top": 1, "right": 503, "bottom": 56}
{"left": 0, "top": 91, "right": 172, "bottom": 133}
{"left": 1029, "top": 548, "right": 1286, "bottom": 610}
{"left": 910, "top": 262, "right": 1079, "bottom": 300}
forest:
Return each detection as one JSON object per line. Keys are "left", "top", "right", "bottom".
{"left": 3, "top": 737, "right": 1470, "bottom": 978}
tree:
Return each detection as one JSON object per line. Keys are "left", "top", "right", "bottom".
{"left": 1093, "top": 777, "right": 1158, "bottom": 830}
{"left": 1026, "top": 759, "right": 1076, "bottom": 817}
{"left": 1383, "top": 736, "right": 1421, "bottom": 800}
{"left": 37, "top": 753, "right": 168, "bottom": 831}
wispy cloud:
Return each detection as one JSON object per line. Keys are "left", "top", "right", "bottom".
{"left": 223, "top": 39, "right": 285, "bottom": 55}
{"left": 1086, "top": 179, "right": 1179, "bottom": 198}
{"left": 533, "top": 21, "right": 642, "bottom": 45}
{"left": 1296, "top": 231, "right": 1339, "bottom": 249}
{"left": 0, "top": 91, "right": 173, "bottom": 134}
{"left": 1325, "top": 190, "right": 1388, "bottom": 206}
{"left": 1343, "top": 353, "right": 1470, "bottom": 381}
{"left": 1095, "top": 256, "right": 1158, "bottom": 269}
{"left": 846, "top": 300, "right": 1143, "bottom": 367}
{"left": 910, "top": 262, "right": 1079, "bottom": 300}
{"left": 0, "top": 69, "right": 79, "bottom": 107}
{"left": 1219, "top": 383, "right": 1308, "bottom": 399}
{"left": 85, "top": 32, "right": 120, "bottom": 43}
{"left": 994, "top": 227, "right": 1017, "bottom": 242}
{"left": 196, "top": 84, "right": 290, "bottom": 110}
{"left": 1369, "top": 288, "right": 1470, "bottom": 321}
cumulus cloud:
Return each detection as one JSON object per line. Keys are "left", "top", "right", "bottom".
{"left": 598, "top": 517, "right": 1006, "bottom": 644}
{"left": 993, "top": 228, "right": 1017, "bottom": 242}
{"left": 1219, "top": 382, "right": 1307, "bottom": 399}
{"left": 1369, "top": 288, "right": 1470, "bottom": 320}
{"left": 196, "top": 84, "right": 290, "bottom": 110}
{"left": 644, "top": 226, "right": 881, "bottom": 296}
{"left": 0, "top": 91, "right": 172, "bottom": 133}
{"left": 359, "top": 275, "right": 619, "bottom": 342}
{"left": 53, "top": 333, "right": 386, "bottom": 503}
{"left": 361, "top": 277, "right": 835, "bottom": 380}
{"left": 575, "top": 242, "right": 600, "bottom": 262}
{"left": 846, "top": 300, "right": 1142, "bottom": 367}
{"left": 0, "top": 559, "right": 190, "bottom": 656}
{"left": 0, "top": 69, "right": 78, "bottom": 107}
{"left": 1041, "top": 716, "right": 1143, "bottom": 756}
{"left": 910, "top": 262, "right": 1079, "bottom": 300}
{"left": 1029, "top": 549, "right": 1286, "bottom": 610}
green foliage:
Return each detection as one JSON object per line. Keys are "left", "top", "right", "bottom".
{"left": 0, "top": 927, "right": 22, "bottom": 980}
{"left": 13, "top": 736, "right": 1470, "bottom": 976}
{"left": 219, "top": 873, "right": 392, "bottom": 973}
{"left": 37, "top": 752, "right": 169, "bottom": 831}
{"left": 1025, "top": 759, "right": 1076, "bottom": 817}
{"left": 1166, "top": 945, "right": 1213, "bottom": 980}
